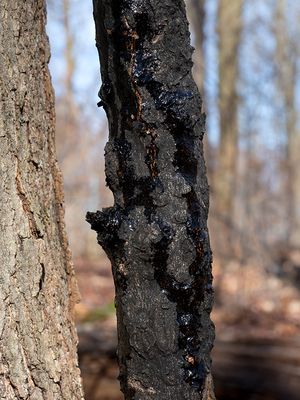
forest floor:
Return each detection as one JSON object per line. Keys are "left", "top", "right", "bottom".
{"left": 74, "top": 256, "right": 300, "bottom": 400}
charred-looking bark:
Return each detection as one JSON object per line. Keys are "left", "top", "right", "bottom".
{"left": 0, "top": 1, "right": 83, "bottom": 399}
{"left": 87, "top": 1, "right": 215, "bottom": 399}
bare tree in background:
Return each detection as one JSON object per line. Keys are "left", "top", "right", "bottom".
{"left": 276, "top": 0, "right": 300, "bottom": 249}
{"left": 216, "top": 0, "right": 242, "bottom": 219}
{"left": 88, "top": 0, "right": 215, "bottom": 398}
{"left": 62, "top": 0, "right": 75, "bottom": 101}
{"left": 186, "top": 0, "right": 206, "bottom": 100}
{"left": 48, "top": 0, "right": 109, "bottom": 259}
{"left": 0, "top": 1, "right": 83, "bottom": 398}
{"left": 186, "top": 0, "right": 213, "bottom": 176}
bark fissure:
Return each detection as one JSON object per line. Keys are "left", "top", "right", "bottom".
{"left": 15, "top": 159, "right": 43, "bottom": 239}
{"left": 88, "top": 1, "right": 215, "bottom": 398}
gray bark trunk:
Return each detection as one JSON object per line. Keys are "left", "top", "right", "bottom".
{"left": 87, "top": 1, "right": 215, "bottom": 399}
{"left": 0, "top": 1, "right": 84, "bottom": 398}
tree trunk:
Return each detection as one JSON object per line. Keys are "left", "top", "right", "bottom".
{"left": 0, "top": 1, "right": 83, "bottom": 398}
{"left": 276, "top": 0, "right": 300, "bottom": 248}
{"left": 216, "top": 0, "right": 242, "bottom": 217}
{"left": 186, "top": 0, "right": 205, "bottom": 99}
{"left": 62, "top": 0, "right": 75, "bottom": 101}
{"left": 186, "top": 0, "right": 212, "bottom": 176}
{"left": 87, "top": 1, "right": 215, "bottom": 399}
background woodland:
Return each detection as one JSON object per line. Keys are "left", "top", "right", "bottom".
{"left": 47, "top": 1, "right": 300, "bottom": 399}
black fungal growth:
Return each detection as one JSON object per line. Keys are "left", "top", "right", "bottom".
{"left": 88, "top": 0, "right": 215, "bottom": 398}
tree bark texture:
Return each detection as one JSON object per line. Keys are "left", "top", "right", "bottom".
{"left": 0, "top": 1, "right": 83, "bottom": 399}
{"left": 216, "top": 0, "right": 242, "bottom": 217}
{"left": 88, "top": 1, "right": 215, "bottom": 399}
